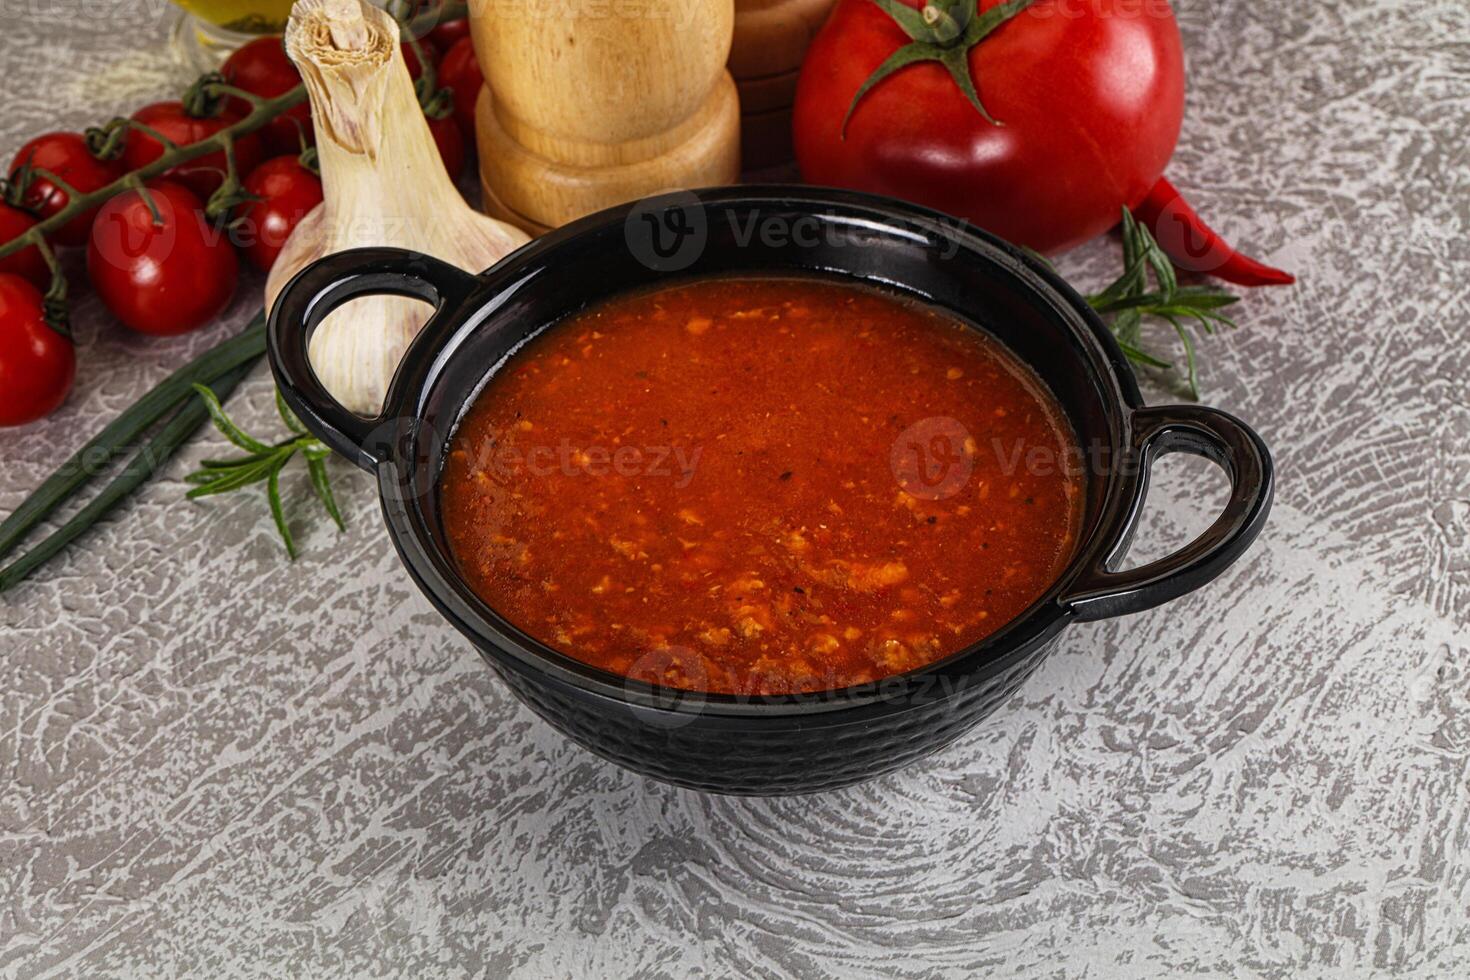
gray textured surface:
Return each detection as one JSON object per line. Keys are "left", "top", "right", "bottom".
{"left": 2, "top": 0, "right": 1469, "bottom": 977}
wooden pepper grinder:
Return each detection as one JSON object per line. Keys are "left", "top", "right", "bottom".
{"left": 469, "top": 0, "right": 741, "bottom": 235}
{"left": 728, "top": 0, "right": 835, "bottom": 170}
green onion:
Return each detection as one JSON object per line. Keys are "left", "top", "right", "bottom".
{"left": 0, "top": 325, "right": 265, "bottom": 593}
{"left": 0, "top": 314, "right": 265, "bottom": 562}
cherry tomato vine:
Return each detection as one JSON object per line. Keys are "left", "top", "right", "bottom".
{"left": 0, "top": 0, "right": 468, "bottom": 333}
{"left": 0, "top": 2, "right": 470, "bottom": 588}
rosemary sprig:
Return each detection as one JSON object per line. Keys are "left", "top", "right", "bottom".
{"left": 185, "top": 385, "right": 345, "bottom": 559}
{"left": 1086, "top": 209, "right": 1241, "bottom": 399}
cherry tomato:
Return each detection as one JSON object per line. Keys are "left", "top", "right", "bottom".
{"left": 438, "top": 36, "right": 482, "bottom": 142}
{"left": 221, "top": 36, "right": 313, "bottom": 156}
{"left": 427, "top": 17, "right": 470, "bottom": 54}
{"left": 8, "top": 132, "right": 125, "bottom": 247}
{"left": 427, "top": 114, "right": 466, "bottom": 180}
{"left": 121, "top": 101, "right": 265, "bottom": 202}
{"left": 793, "top": 0, "right": 1185, "bottom": 255}
{"left": 0, "top": 203, "right": 49, "bottom": 290}
{"left": 234, "top": 155, "right": 323, "bottom": 272}
{"left": 0, "top": 274, "right": 74, "bottom": 427}
{"left": 87, "top": 180, "right": 238, "bottom": 336}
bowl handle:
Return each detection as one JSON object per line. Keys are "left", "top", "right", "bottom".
{"left": 267, "top": 247, "right": 479, "bottom": 471}
{"left": 1061, "top": 404, "right": 1274, "bottom": 622}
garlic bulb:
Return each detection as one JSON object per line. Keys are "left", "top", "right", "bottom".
{"left": 267, "top": 0, "right": 529, "bottom": 415}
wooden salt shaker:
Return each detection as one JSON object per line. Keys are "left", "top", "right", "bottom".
{"left": 729, "top": 0, "right": 835, "bottom": 170}
{"left": 470, "top": 0, "right": 741, "bottom": 235}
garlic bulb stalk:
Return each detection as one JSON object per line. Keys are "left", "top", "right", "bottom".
{"left": 268, "top": 0, "right": 529, "bottom": 416}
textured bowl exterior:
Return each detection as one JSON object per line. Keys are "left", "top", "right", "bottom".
{"left": 484, "top": 636, "right": 1058, "bottom": 795}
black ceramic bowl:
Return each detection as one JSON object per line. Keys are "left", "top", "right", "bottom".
{"left": 268, "top": 187, "right": 1272, "bottom": 796}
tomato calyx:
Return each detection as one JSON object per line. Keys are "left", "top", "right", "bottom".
{"left": 178, "top": 75, "right": 261, "bottom": 219}
{"left": 5, "top": 162, "right": 70, "bottom": 224}
{"left": 204, "top": 170, "right": 258, "bottom": 223}
{"left": 40, "top": 279, "right": 71, "bottom": 339}
{"left": 0, "top": 171, "right": 37, "bottom": 213}
{"left": 183, "top": 72, "right": 232, "bottom": 120}
{"left": 85, "top": 119, "right": 130, "bottom": 162}
{"left": 843, "top": 0, "right": 1035, "bottom": 138}
{"left": 297, "top": 145, "right": 321, "bottom": 177}
{"left": 27, "top": 234, "right": 70, "bottom": 338}
{"left": 0, "top": 177, "right": 68, "bottom": 335}
{"left": 421, "top": 86, "right": 456, "bottom": 120}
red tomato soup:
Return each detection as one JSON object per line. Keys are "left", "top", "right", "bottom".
{"left": 439, "top": 277, "right": 1085, "bottom": 695}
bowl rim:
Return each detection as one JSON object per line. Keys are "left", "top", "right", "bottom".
{"left": 367, "top": 186, "right": 1147, "bottom": 718}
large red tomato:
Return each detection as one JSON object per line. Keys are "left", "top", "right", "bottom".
{"left": 793, "top": 0, "right": 1185, "bottom": 255}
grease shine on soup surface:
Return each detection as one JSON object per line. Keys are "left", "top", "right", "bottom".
{"left": 439, "top": 277, "right": 1084, "bottom": 695}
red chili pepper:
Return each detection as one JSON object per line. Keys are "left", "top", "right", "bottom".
{"left": 1132, "top": 177, "right": 1295, "bottom": 288}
